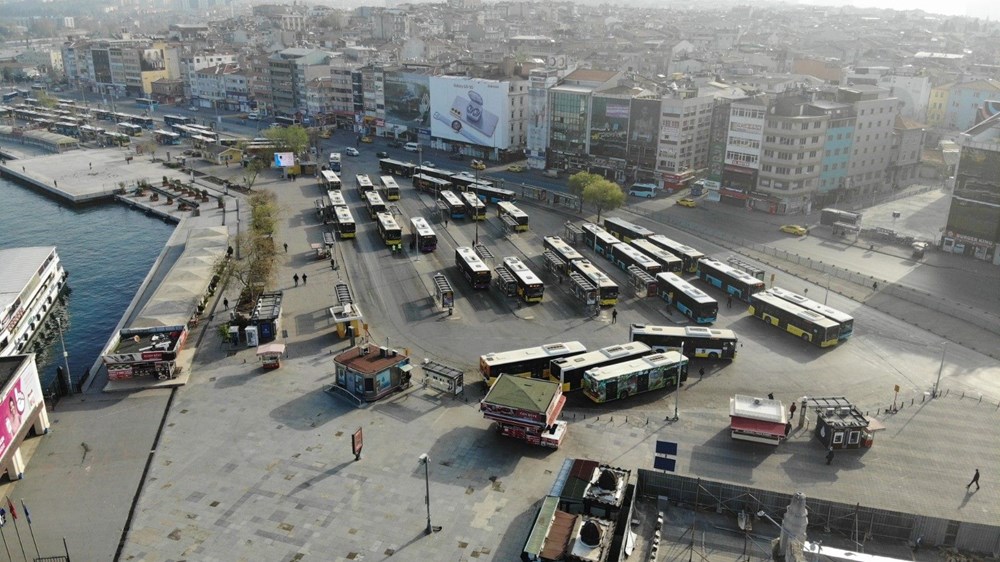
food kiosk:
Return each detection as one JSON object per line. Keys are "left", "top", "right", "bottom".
{"left": 729, "top": 394, "right": 788, "bottom": 445}
{"left": 256, "top": 343, "right": 285, "bottom": 369}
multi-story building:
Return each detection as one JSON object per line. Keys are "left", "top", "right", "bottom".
{"left": 181, "top": 52, "right": 238, "bottom": 103}
{"left": 943, "top": 112, "right": 1000, "bottom": 265}
{"left": 191, "top": 64, "right": 249, "bottom": 111}
{"left": 718, "top": 96, "right": 766, "bottom": 207}
{"left": 548, "top": 69, "right": 620, "bottom": 172}
{"left": 811, "top": 100, "right": 855, "bottom": 204}
{"left": 268, "top": 49, "right": 333, "bottom": 117}
{"left": 372, "top": 9, "right": 410, "bottom": 41}
{"left": 756, "top": 91, "right": 827, "bottom": 214}
{"left": 330, "top": 63, "right": 361, "bottom": 129}
{"left": 656, "top": 88, "right": 715, "bottom": 190}
{"left": 302, "top": 76, "right": 335, "bottom": 120}
{"left": 841, "top": 86, "right": 899, "bottom": 199}
{"left": 526, "top": 68, "right": 559, "bottom": 170}
{"left": 888, "top": 116, "right": 925, "bottom": 190}
{"left": 927, "top": 79, "right": 1000, "bottom": 131}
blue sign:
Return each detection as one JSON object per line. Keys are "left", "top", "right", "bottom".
{"left": 418, "top": 128, "right": 431, "bottom": 136}
{"left": 655, "top": 441, "right": 678, "bottom": 456}
{"left": 654, "top": 440, "right": 678, "bottom": 472}
{"left": 653, "top": 457, "right": 676, "bottom": 472}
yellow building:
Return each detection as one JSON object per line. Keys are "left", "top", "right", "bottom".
{"left": 925, "top": 83, "right": 953, "bottom": 127}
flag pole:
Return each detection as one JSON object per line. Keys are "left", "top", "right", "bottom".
{"left": 5, "top": 498, "right": 26, "bottom": 561}
{"left": 21, "top": 500, "right": 39, "bottom": 559}
{"left": 0, "top": 520, "right": 11, "bottom": 562}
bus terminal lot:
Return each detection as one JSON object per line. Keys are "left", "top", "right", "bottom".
{"left": 25, "top": 144, "right": 997, "bottom": 561}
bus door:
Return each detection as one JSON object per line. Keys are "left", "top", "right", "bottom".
{"left": 627, "top": 265, "right": 658, "bottom": 298}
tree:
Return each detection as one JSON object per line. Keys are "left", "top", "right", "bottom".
{"left": 582, "top": 179, "right": 626, "bottom": 222}
{"left": 567, "top": 171, "right": 602, "bottom": 199}
{"left": 242, "top": 159, "right": 267, "bottom": 190}
{"left": 263, "top": 125, "right": 309, "bottom": 155}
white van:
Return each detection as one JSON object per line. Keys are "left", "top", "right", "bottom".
{"left": 404, "top": 142, "right": 419, "bottom": 152}
{"left": 628, "top": 183, "right": 659, "bottom": 198}
{"left": 247, "top": 111, "right": 259, "bottom": 120}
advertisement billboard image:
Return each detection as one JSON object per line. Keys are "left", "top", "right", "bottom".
{"left": 274, "top": 152, "right": 295, "bottom": 167}
{"left": 430, "top": 77, "right": 510, "bottom": 148}
{"left": 628, "top": 98, "right": 661, "bottom": 171}
{"left": 383, "top": 72, "right": 431, "bottom": 130}
{"left": 0, "top": 367, "right": 43, "bottom": 463}
{"left": 589, "top": 96, "right": 630, "bottom": 159}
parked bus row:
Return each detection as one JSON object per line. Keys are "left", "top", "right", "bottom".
{"left": 478, "top": 341, "right": 688, "bottom": 404}
{"left": 747, "top": 287, "right": 852, "bottom": 347}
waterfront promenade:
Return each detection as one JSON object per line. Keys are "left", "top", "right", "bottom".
{"left": 0, "top": 147, "right": 996, "bottom": 561}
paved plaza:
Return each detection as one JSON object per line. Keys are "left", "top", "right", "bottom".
{"left": 0, "top": 145, "right": 997, "bottom": 561}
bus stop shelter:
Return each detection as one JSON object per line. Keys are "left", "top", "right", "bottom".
{"left": 432, "top": 274, "right": 454, "bottom": 310}
{"left": 494, "top": 266, "right": 517, "bottom": 297}
{"left": 627, "top": 265, "right": 658, "bottom": 298}
{"left": 421, "top": 359, "right": 464, "bottom": 396}
{"left": 569, "top": 272, "right": 598, "bottom": 316}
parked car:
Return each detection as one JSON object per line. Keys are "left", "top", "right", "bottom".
{"left": 345, "top": 147, "right": 360, "bottom": 157}
{"left": 507, "top": 164, "right": 525, "bottom": 173}
{"left": 376, "top": 151, "right": 389, "bottom": 158}
{"left": 422, "top": 161, "right": 436, "bottom": 168}
{"left": 360, "top": 136, "right": 373, "bottom": 144}
{"left": 187, "top": 106, "right": 199, "bottom": 112}
{"left": 779, "top": 225, "right": 808, "bottom": 236}
{"left": 388, "top": 140, "right": 403, "bottom": 148}
{"left": 471, "top": 159, "right": 487, "bottom": 171}
{"left": 677, "top": 198, "right": 697, "bottom": 208}
{"left": 404, "top": 142, "right": 419, "bottom": 152}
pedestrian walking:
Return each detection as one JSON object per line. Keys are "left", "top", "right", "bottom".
{"left": 611, "top": 308, "right": 618, "bottom": 324}
{"left": 89, "top": 162, "right": 92, "bottom": 170}
{"left": 302, "top": 273, "right": 307, "bottom": 285}
{"left": 284, "top": 242, "right": 288, "bottom": 253}
{"left": 727, "top": 294, "right": 733, "bottom": 309}
{"left": 768, "top": 392, "right": 775, "bottom": 400}
{"left": 872, "top": 281, "right": 879, "bottom": 291}
{"left": 826, "top": 447, "right": 835, "bottom": 465}
{"left": 223, "top": 298, "right": 229, "bottom": 310}
{"left": 698, "top": 367, "right": 705, "bottom": 379}
{"left": 53, "top": 179, "right": 57, "bottom": 187}
{"left": 967, "top": 469, "right": 980, "bottom": 491}
{"left": 293, "top": 273, "right": 299, "bottom": 286}
{"left": 784, "top": 422, "right": 792, "bottom": 437}
{"left": 789, "top": 402, "right": 797, "bottom": 421}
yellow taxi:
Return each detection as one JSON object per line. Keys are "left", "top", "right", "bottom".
{"left": 780, "top": 225, "right": 808, "bottom": 236}
{"left": 507, "top": 164, "right": 525, "bottom": 172}
{"left": 677, "top": 198, "right": 697, "bottom": 208}
{"left": 360, "top": 136, "right": 373, "bottom": 143}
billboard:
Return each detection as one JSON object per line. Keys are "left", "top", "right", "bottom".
{"left": 383, "top": 72, "right": 430, "bottom": 130}
{"left": 628, "top": 98, "right": 661, "bottom": 170}
{"left": 590, "top": 96, "right": 630, "bottom": 159}
{"left": 430, "top": 77, "right": 510, "bottom": 148}
{"left": 0, "top": 363, "right": 43, "bottom": 463}
{"left": 274, "top": 152, "right": 295, "bottom": 167}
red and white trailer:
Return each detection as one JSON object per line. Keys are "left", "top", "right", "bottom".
{"left": 481, "top": 375, "right": 567, "bottom": 448}
{"left": 729, "top": 394, "right": 788, "bottom": 445}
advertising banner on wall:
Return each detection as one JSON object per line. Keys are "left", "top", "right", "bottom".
{"left": 628, "top": 98, "right": 661, "bottom": 170}
{"left": 526, "top": 75, "right": 550, "bottom": 166}
{"left": 589, "top": 96, "right": 630, "bottom": 159}
{"left": 383, "top": 72, "right": 431, "bottom": 131}
{"left": 430, "top": 77, "right": 510, "bottom": 148}
{"left": 0, "top": 366, "right": 43, "bottom": 462}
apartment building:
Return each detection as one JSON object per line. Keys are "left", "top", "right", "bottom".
{"left": 889, "top": 116, "right": 925, "bottom": 189}
{"left": 811, "top": 100, "right": 855, "bottom": 203}
{"left": 756, "top": 91, "right": 828, "bottom": 214}
{"left": 190, "top": 64, "right": 249, "bottom": 111}
{"left": 267, "top": 48, "right": 333, "bottom": 117}
{"left": 656, "top": 88, "right": 715, "bottom": 189}
{"left": 841, "top": 86, "right": 899, "bottom": 199}
{"left": 718, "top": 96, "right": 766, "bottom": 207}
{"left": 181, "top": 52, "right": 238, "bottom": 102}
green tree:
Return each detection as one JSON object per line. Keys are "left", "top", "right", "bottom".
{"left": 36, "top": 92, "right": 58, "bottom": 109}
{"left": 242, "top": 159, "right": 267, "bottom": 190}
{"left": 263, "top": 125, "right": 309, "bottom": 155}
{"left": 582, "top": 179, "right": 626, "bottom": 222}
{"left": 567, "top": 171, "right": 602, "bottom": 199}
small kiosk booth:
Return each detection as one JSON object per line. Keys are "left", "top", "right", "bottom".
{"left": 729, "top": 394, "right": 788, "bottom": 445}
{"left": 332, "top": 344, "right": 412, "bottom": 402}
{"left": 329, "top": 282, "right": 363, "bottom": 339}
{"left": 809, "top": 396, "right": 882, "bottom": 450}
{"left": 251, "top": 292, "right": 282, "bottom": 344}
{"left": 256, "top": 342, "right": 286, "bottom": 370}
{"left": 481, "top": 375, "right": 567, "bottom": 448}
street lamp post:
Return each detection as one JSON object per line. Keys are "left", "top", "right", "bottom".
{"left": 418, "top": 453, "right": 434, "bottom": 535}
{"left": 56, "top": 318, "right": 73, "bottom": 395}
{"left": 672, "top": 341, "right": 683, "bottom": 421}
{"left": 472, "top": 161, "right": 483, "bottom": 244}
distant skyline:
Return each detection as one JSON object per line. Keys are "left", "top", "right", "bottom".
{"left": 792, "top": 0, "right": 992, "bottom": 19}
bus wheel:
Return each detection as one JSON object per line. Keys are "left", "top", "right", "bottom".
{"left": 801, "top": 334, "right": 810, "bottom": 342}
{"left": 708, "top": 352, "right": 719, "bottom": 360}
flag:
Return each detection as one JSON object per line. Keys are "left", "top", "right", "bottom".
{"left": 19, "top": 500, "right": 30, "bottom": 525}
{"left": 6, "top": 498, "right": 15, "bottom": 520}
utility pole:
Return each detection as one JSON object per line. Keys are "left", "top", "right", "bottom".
{"left": 934, "top": 342, "right": 947, "bottom": 398}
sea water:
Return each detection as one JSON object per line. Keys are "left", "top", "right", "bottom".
{"left": 0, "top": 177, "right": 174, "bottom": 389}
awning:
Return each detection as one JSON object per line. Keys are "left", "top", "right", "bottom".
{"left": 256, "top": 343, "right": 286, "bottom": 356}
{"left": 865, "top": 417, "right": 887, "bottom": 432}
{"left": 730, "top": 416, "right": 787, "bottom": 438}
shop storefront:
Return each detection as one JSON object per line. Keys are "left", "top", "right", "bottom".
{"left": 103, "top": 325, "right": 187, "bottom": 381}
{"left": 0, "top": 355, "right": 51, "bottom": 480}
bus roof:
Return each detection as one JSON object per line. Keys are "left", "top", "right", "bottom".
{"left": 629, "top": 324, "right": 736, "bottom": 340}
{"left": 551, "top": 342, "right": 651, "bottom": 371}
{"left": 584, "top": 351, "right": 686, "bottom": 382}
{"left": 699, "top": 257, "right": 765, "bottom": 286}
{"left": 765, "top": 287, "right": 853, "bottom": 322}
{"left": 752, "top": 291, "right": 840, "bottom": 329}
{"left": 656, "top": 272, "right": 715, "bottom": 303}
{"left": 481, "top": 341, "right": 587, "bottom": 367}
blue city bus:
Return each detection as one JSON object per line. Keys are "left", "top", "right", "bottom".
{"left": 656, "top": 272, "right": 718, "bottom": 324}
{"left": 696, "top": 257, "right": 766, "bottom": 303}
{"left": 135, "top": 98, "right": 159, "bottom": 110}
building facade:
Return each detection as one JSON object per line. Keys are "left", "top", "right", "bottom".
{"left": 757, "top": 92, "right": 827, "bottom": 214}
{"left": 943, "top": 113, "right": 1000, "bottom": 265}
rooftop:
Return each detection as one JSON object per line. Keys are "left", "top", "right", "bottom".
{"left": 0, "top": 246, "right": 56, "bottom": 315}
{"left": 482, "top": 374, "right": 559, "bottom": 413}
{"left": 0, "top": 355, "right": 29, "bottom": 389}
{"left": 334, "top": 345, "right": 408, "bottom": 376}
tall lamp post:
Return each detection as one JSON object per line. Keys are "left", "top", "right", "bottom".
{"left": 56, "top": 318, "right": 73, "bottom": 395}
{"left": 471, "top": 159, "right": 486, "bottom": 244}
{"left": 418, "top": 453, "right": 438, "bottom": 535}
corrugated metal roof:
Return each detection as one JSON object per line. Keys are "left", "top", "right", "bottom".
{"left": 483, "top": 375, "right": 558, "bottom": 413}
